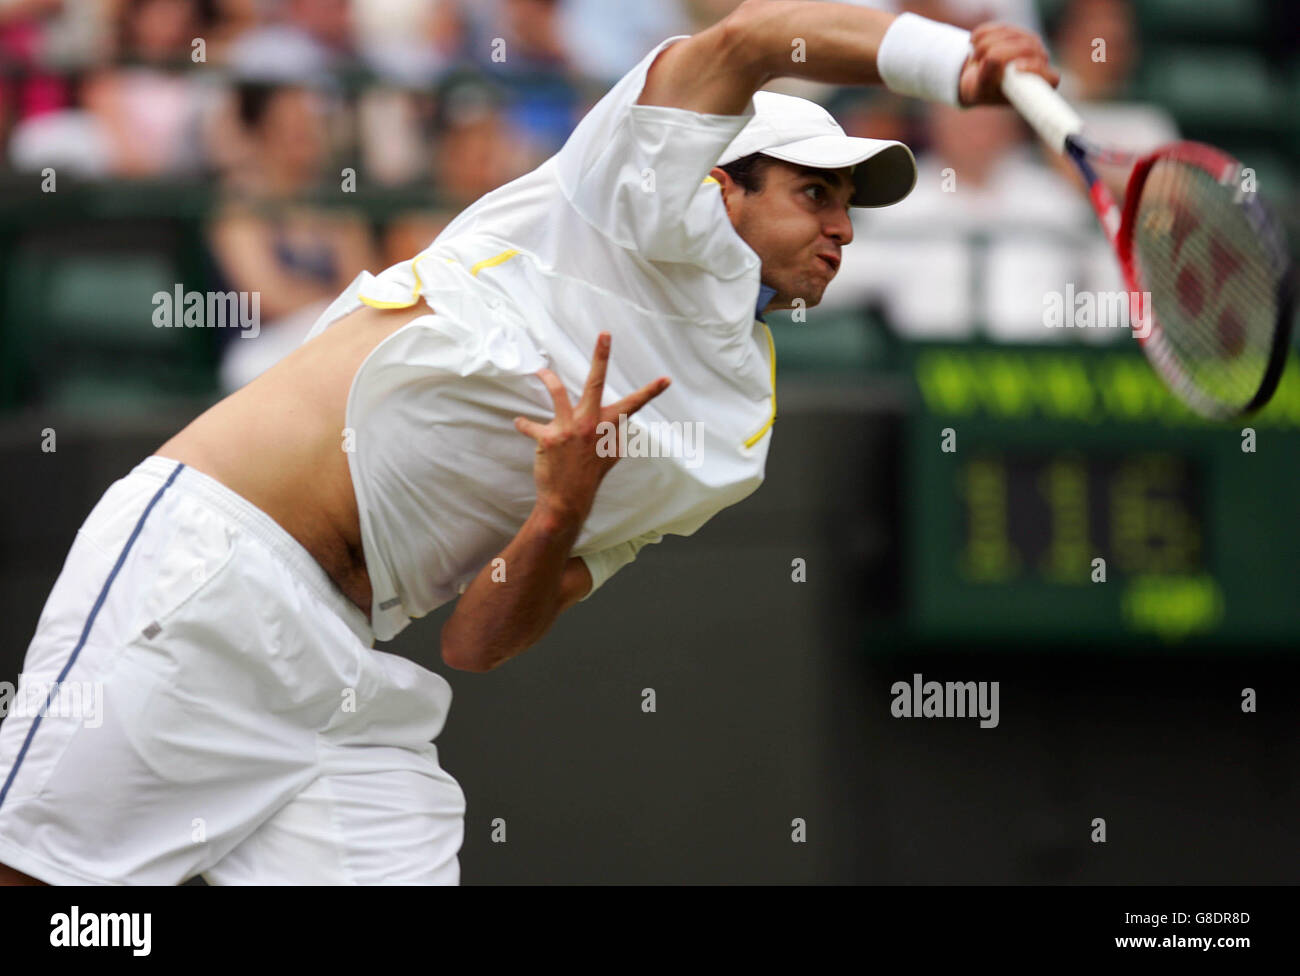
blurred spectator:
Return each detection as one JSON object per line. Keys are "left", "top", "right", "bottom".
{"left": 1049, "top": 0, "right": 1178, "bottom": 197}
{"left": 458, "top": 0, "right": 579, "bottom": 156}
{"left": 7, "top": 69, "right": 117, "bottom": 176}
{"left": 375, "top": 72, "right": 543, "bottom": 286}
{"left": 117, "top": 0, "right": 212, "bottom": 62}
{"left": 26, "top": 0, "right": 115, "bottom": 67}
{"left": 0, "top": 1, "right": 72, "bottom": 152}
{"left": 1052, "top": 0, "right": 1177, "bottom": 148}
{"left": 8, "top": 0, "right": 215, "bottom": 177}
{"left": 6, "top": 70, "right": 109, "bottom": 175}
{"left": 104, "top": 0, "right": 215, "bottom": 175}
{"left": 819, "top": 102, "right": 1113, "bottom": 343}
{"left": 353, "top": 0, "right": 465, "bottom": 85}
{"left": 381, "top": 209, "right": 456, "bottom": 267}
{"left": 208, "top": 81, "right": 377, "bottom": 391}
{"left": 203, "top": 0, "right": 260, "bottom": 57}
{"left": 830, "top": 88, "right": 916, "bottom": 149}
{"left": 556, "top": 0, "right": 691, "bottom": 84}
{"left": 461, "top": 0, "right": 567, "bottom": 73}
{"left": 431, "top": 75, "right": 533, "bottom": 205}
{"left": 224, "top": 0, "right": 353, "bottom": 83}
{"left": 356, "top": 83, "right": 434, "bottom": 186}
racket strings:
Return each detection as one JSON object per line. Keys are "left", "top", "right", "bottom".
{"left": 1130, "top": 156, "right": 1286, "bottom": 415}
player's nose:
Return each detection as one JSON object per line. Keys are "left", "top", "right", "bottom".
{"left": 826, "top": 207, "right": 853, "bottom": 246}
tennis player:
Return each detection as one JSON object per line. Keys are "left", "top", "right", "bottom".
{"left": 0, "top": 4, "right": 1055, "bottom": 884}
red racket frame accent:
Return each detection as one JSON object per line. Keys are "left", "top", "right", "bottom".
{"left": 1109, "top": 142, "right": 1241, "bottom": 392}
{"left": 1115, "top": 141, "right": 1240, "bottom": 280}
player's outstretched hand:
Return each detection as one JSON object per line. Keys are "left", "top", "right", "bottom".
{"left": 514, "top": 332, "right": 671, "bottom": 525}
{"left": 958, "top": 22, "right": 1059, "bottom": 107}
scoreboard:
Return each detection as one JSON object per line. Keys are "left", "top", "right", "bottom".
{"left": 905, "top": 342, "right": 1300, "bottom": 644}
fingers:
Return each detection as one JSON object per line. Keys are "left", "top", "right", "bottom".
{"left": 975, "top": 49, "right": 998, "bottom": 98}
{"left": 579, "top": 332, "right": 611, "bottom": 414}
{"left": 514, "top": 415, "right": 547, "bottom": 441}
{"left": 1023, "top": 57, "right": 1060, "bottom": 88}
{"left": 607, "top": 376, "right": 670, "bottom": 420}
{"left": 530, "top": 335, "right": 671, "bottom": 439}
{"left": 535, "top": 367, "right": 573, "bottom": 424}
{"left": 969, "top": 22, "right": 1058, "bottom": 95}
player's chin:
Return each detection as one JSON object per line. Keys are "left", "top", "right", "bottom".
{"left": 799, "top": 282, "right": 828, "bottom": 308}
{"left": 778, "top": 279, "right": 825, "bottom": 310}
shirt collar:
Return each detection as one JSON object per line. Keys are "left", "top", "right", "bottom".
{"left": 755, "top": 284, "right": 778, "bottom": 323}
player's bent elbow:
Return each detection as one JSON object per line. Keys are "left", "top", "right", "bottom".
{"left": 441, "top": 652, "right": 481, "bottom": 674}
{"left": 716, "top": 0, "right": 782, "bottom": 80}
{"left": 443, "top": 652, "right": 492, "bottom": 674}
{"left": 439, "top": 627, "right": 489, "bottom": 674}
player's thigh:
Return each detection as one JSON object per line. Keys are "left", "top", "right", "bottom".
{"left": 202, "top": 741, "right": 466, "bottom": 886}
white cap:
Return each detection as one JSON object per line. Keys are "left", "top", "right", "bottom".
{"left": 717, "top": 91, "right": 917, "bottom": 208}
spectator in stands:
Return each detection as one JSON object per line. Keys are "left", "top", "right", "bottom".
{"left": 830, "top": 87, "right": 916, "bottom": 152}
{"left": 105, "top": 0, "right": 216, "bottom": 176}
{"left": 208, "top": 81, "right": 377, "bottom": 391}
{"left": 7, "top": 68, "right": 110, "bottom": 177}
{"left": 353, "top": 0, "right": 465, "bottom": 85}
{"left": 224, "top": 0, "right": 354, "bottom": 83}
{"left": 818, "top": 100, "right": 1102, "bottom": 343}
{"left": 1051, "top": 0, "right": 1178, "bottom": 158}
{"left": 0, "top": 0, "right": 70, "bottom": 152}
{"left": 8, "top": 0, "right": 214, "bottom": 177}
{"left": 556, "top": 0, "right": 691, "bottom": 84}
{"left": 203, "top": 0, "right": 261, "bottom": 58}
{"left": 432, "top": 76, "right": 532, "bottom": 206}
{"left": 457, "top": 0, "right": 579, "bottom": 157}
{"left": 377, "top": 75, "right": 530, "bottom": 268}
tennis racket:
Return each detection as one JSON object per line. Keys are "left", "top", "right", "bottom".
{"left": 1000, "top": 64, "right": 1296, "bottom": 420}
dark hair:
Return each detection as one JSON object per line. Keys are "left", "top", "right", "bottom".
{"left": 718, "top": 151, "right": 849, "bottom": 195}
{"left": 235, "top": 81, "right": 279, "bottom": 130}
{"left": 717, "top": 151, "right": 775, "bottom": 193}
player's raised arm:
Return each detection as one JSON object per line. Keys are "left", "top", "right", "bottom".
{"left": 638, "top": 0, "right": 1058, "bottom": 116}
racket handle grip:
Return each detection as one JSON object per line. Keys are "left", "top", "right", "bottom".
{"left": 1001, "top": 64, "right": 1083, "bottom": 153}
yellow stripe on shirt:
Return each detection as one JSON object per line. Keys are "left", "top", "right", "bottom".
{"left": 742, "top": 321, "right": 777, "bottom": 448}
{"left": 359, "top": 246, "right": 519, "bottom": 309}
{"left": 471, "top": 248, "right": 520, "bottom": 276}
{"left": 358, "top": 252, "right": 426, "bottom": 309}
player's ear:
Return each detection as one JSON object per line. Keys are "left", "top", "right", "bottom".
{"left": 709, "top": 167, "right": 741, "bottom": 221}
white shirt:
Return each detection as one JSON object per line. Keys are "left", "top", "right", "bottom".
{"left": 302, "top": 35, "right": 777, "bottom": 642}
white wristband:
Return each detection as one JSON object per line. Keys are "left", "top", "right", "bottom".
{"left": 875, "top": 12, "right": 973, "bottom": 107}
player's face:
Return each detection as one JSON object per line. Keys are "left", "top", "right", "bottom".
{"left": 715, "top": 161, "right": 855, "bottom": 312}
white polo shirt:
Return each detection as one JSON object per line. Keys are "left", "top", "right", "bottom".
{"left": 303, "top": 35, "right": 777, "bottom": 641}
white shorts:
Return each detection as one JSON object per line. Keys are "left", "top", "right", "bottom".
{"left": 0, "top": 456, "right": 465, "bottom": 885}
